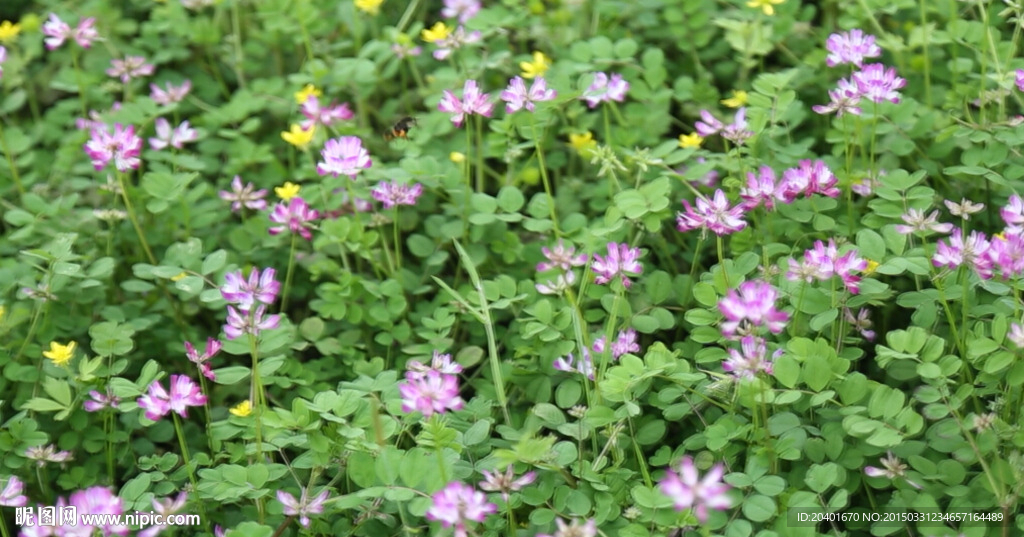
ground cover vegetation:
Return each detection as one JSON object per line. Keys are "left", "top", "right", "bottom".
{"left": 1, "top": 0, "right": 1024, "bottom": 536}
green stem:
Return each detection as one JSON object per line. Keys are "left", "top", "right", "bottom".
{"left": 475, "top": 114, "right": 484, "bottom": 192}
{"left": 395, "top": 0, "right": 422, "bottom": 33}
{"left": 117, "top": 172, "right": 157, "bottom": 265}
{"left": 716, "top": 234, "right": 729, "bottom": 288}
{"left": 281, "top": 234, "right": 298, "bottom": 312}
{"left": 172, "top": 412, "right": 210, "bottom": 530}
{"left": 393, "top": 207, "right": 402, "bottom": 272}
{"left": 532, "top": 116, "right": 560, "bottom": 236}
{"left": 230, "top": 0, "right": 247, "bottom": 87}
{"left": 248, "top": 332, "right": 264, "bottom": 460}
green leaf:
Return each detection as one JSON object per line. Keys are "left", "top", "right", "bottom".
{"left": 741, "top": 493, "right": 776, "bottom": 522}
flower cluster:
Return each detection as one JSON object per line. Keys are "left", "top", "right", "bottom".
{"left": 441, "top": 0, "right": 481, "bottom": 23}
{"left": 676, "top": 189, "right": 748, "bottom": 236}
{"left": 478, "top": 466, "right": 536, "bottom": 503}
{"left": 785, "top": 239, "right": 868, "bottom": 294}
{"left": 106, "top": 55, "right": 155, "bottom": 83}
{"left": 0, "top": 46, "right": 7, "bottom": 81}
{"left": 137, "top": 374, "right": 207, "bottom": 421}
{"left": 277, "top": 489, "right": 330, "bottom": 528}
{"left": 42, "top": 13, "right": 98, "bottom": 50}
{"left": 592, "top": 328, "right": 641, "bottom": 360}
{"left": 300, "top": 95, "right": 353, "bottom": 130}
{"left": 501, "top": 76, "right": 557, "bottom": 113}
{"left": 184, "top": 337, "right": 222, "bottom": 381}
{"left": 718, "top": 280, "right": 790, "bottom": 338}
{"left": 722, "top": 335, "right": 775, "bottom": 379}
{"left": 439, "top": 79, "right": 494, "bottom": 126}
{"left": 581, "top": 72, "right": 629, "bottom": 108}
{"left": 220, "top": 267, "right": 282, "bottom": 340}
{"left": 659, "top": 456, "right": 731, "bottom": 523}
{"left": 398, "top": 351, "right": 464, "bottom": 417}
{"left": 426, "top": 482, "right": 497, "bottom": 537}
{"left": 931, "top": 196, "right": 1024, "bottom": 280}
{"left": 317, "top": 136, "right": 372, "bottom": 178}
{"left": 269, "top": 196, "right": 320, "bottom": 240}
{"left": 151, "top": 80, "right": 192, "bottom": 106}
{"left": 814, "top": 29, "right": 905, "bottom": 116}
{"left": 592, "top": 242, "right": 643, "bottom": 288}
{"left": 148, "top": 118, "right": 198, "bottom": 150}
{"left": 535, "top": 240, "right": 588, "bottom": 295}
{"left": 371, "top": 181, "right": 424, "bottom": 209}
{"left": 695, "top": 108, "right": 752, "bottom": 145}
{"left": 426, "top": 24, "right": 481, "bottom": 60}
{"left": 219, "top": 175, "right": 268, "bottom": 212}
{"left": 18, "top": 487, "right": 130, "bottom": 536}
{"left": 740, "top": 159, "right": 840, "bottom": 211}
{"left": 83, "top": 124, "right": 143, "bottom": 172}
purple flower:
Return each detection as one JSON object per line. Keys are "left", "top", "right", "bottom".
{"left": 988, "top": 231, "right": 1024, "bottom": 279}
{"left": 371, "top": 181, "right": 424, "bottom": 209}
{"left": 720, "top": 107, "right": 753, "bottom": 144}
{"left": 224, "top": 305, "right": 281, "bottom": 340}
{"left": 479, "top": 466, "right": 536, "bottom": 503}
{"left": 149, "top": 118, "right": 198, "bottom": 150}
{"left": 537, "top": 240, "right": 588, "bottom": 272}
{"left": 553, "top": 350, "right": 594, "bottom": 379}
{"left": 407, "top": 350, "right": 463, "bottom": 378}
{"left": 593, "top": 328, "right": 641, "bottom": 359}
{"left": 695, "top": 110, "right": 724, "bottom": 137}
{"left": 779, "top": 159, "right": 840, "bottom": 201}
{"left": 536, "top": 271, "right": 576, "bottom": 295}
{"left": 1017, "top": 69, "right": 1024, "bottom": 92}
{"left": 106, "top": 56, "right": 155, "bottom": 83}
{"left": 399, "top": 370, "right": 464, "bottom": 416}
{"left": 431, "top": 26, "right": 482, "bottom": 60}
{"left": 591, "top": 242, "right": 643, "bottom": 288}
{"left": 893, "top": 208, "right": 954, "bottom": 235}
{"left": 442, "top": 0, "right": 482, "bottom": 22}
{"left": 677, "top": 189, "right": 748, "bottom": 235}
{"left": 83, "top": 387, "right": 120, "bottom": 412}
{"left": 300, "top": 96, "right": 354, "bottom": 130}
{"left": 138, "top": 492, "right": 188, "bottom": 537}
{"left": 718, "top": 280, "right": 790, "bottom": 338}
{"left": 184, "top": 337, "right": 222, "bottom": 381}
{"left": 0, "top": 476, "right": 27, "bottom": 507}
{"left": 812, "top": 78, "right": 863, "bottom": 117}
{"left": 1001, "top": 194, "right": 1024, "bottom": 231}
{"left": 864, "top": 451, "right": 922, "bottom": 489}
{"left": 501, "top": 76, "right": 557, "bottom": 113}
{"left": 220, "top": 267, "right": 280, "bottom": 308}
{"left": 537, "top": 518, "right": 598, "bottom": 537}
{"left": 25, "top": 444, "right": 73, "bottom": 467}
{"left": 740, "top": 166, "right": 785, "bottom": 210}
{"left": 151, "top": 80, "right": 192, "bottom": 106}
{"left": 83, "top": 124, "right": 142, "bottom": 172}
{"left": 933, "top": 229, "right": 992, "bottom": 279}
{"left": 138, "top": 375, "right": 207, "bottom": 421}
{"left": 0, "top": 46, "right": 6, "bottom": 81}
{"left": 944, "top": 198, "right": 984, "bottom": 220}
{"left": 785, "top": 239, "right": 867, "bottom": 294}
{"left": 219, "top": 175, "right": 268, "bottom": 212}
{"left": 581, "top": 72, "right": 629, "bottom": 108}
{"left": 426, "top": 482, "right": 497, "bottom": 537}
{"left": 825, "top": 29, "right": 881, "bottom": 67}
{"left": 844, "top": 307, "right": 876, "bottom": 341}
{"left": 723, "top": 336, "right": 773, "bottom": 379}
{"left": 68, "top": 486, "right": 131, "bottom": 536}
{"left": 1009, "top": 321, "right": 1024, "bottom": 348}
{"left": 75, "top": 102, "right": 122, "bottom": 131}
{"left": 852, "top": 64, "right": 906, "bottom": 104}
{"left": 438, "top": 79, "right": 494, "bottom": 127}
{"left": 659, "top": 456, "right": 731, "bottom": 523}
{"left": 42, "top": 14, "right": 96, "bottom": 50}
{"left": 316, "top": 136, "right": 372, "bottom": 178}
{"left": 277, "top": 489, "right": 329, "bottom": 528}
{"left": 269, "top": 197, "right": 320, "bottom": 240}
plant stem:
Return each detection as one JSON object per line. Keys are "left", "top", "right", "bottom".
{"left": 117, "top": 172, "right": 157, "bottom": 265}
{"left": 172, "top": 412, "right": 210, "bottom": 530}
{"left": 281, "top": 233, "right": 298, "bottom": 312}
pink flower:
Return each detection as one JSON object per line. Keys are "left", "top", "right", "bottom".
{"left": 779, "top": 160, "right": 839, "bottom": 201}
{"left": 944, "top": 198, "right": 984, "bottom": 220}
{"left": 740, "top": 166, "right": 785, "bottom": 210}
{"left": 83, "top": 124, "right": 142, "bottom": 172}
{"left": 0, "top": 46, "right": 7, "bottom": 82}
{"left": 723, "top": 335, "right": 772, "bottom": 379}
{"left": 106, "top": 56, "right": 155, "bottom": 83}
{"left": 581, "top": 72, "right": 629, "bottom": 108}
{"left": 593, "top": 328, "right": 640, "bottom": 359}
{"left": 987, "top": 231, "right": 1024, "bottom": 278}
{"left": 591, "top": 242, "right": 643, "bottom": 288}
{"left": 536, "top": 271, "right": 576, "bottom": 295}
{"left": 852, "top": 64, "right": 906, "bottom": 104}
{"left": 371, "top": 181, "right": 424, "bottom": 209}
{"left": 184, "top": 337, "right": 222, "bottom": 382}
{"left": 933, "top": 229, "right": 992, "bottom": 279}
{"left": 0, "top": 476, "right": 27, "bottom": 507}
{"left": 426, "top": 482, "right": 497, "bottom": 537}
{"left": 316, "top": 136, "right": 372, "bottom": 178}
{"left": 25, "top": 444, "right": 73, "bottom": 467}
{"left": 1017, "top": 69, "right": 1024, "bottom": 92}
{"left": 479, "top": 466, "right": 536, "bottom": 503}
{"left": 277, "top": 489, "right": 329, "bottom": 528}
{"left": 864, "top": 451, "right": 922, "bottom": 489}
{"left": 659, "top": 456, "right": 731, "bottom": 523}
{"left": 220, "top": 267, "right": 280, "bottom": 308}
{"left": 224, "top": 305, "right": 281, "bottom": 340}
{"left": 138, "top": 375, "right": 207, "bottom": 421}
{"left": 67, "top": 486, "right": 130, "bottom": 536}
{"left": 536, "top": 518, "right": 598, "bottom": 537}
{"left": 1001, "top": 194, "right": 1024, "bottom": 231}
{"left": 677, "top": 189, "right": 748, "bottom": 235}
{"left": 300, "top": 96, "right": 354, "bottom": 129}
{"left": 720, "top": 108, "right": 753, "bottom": 144}
{"left": 399, "top": 370, "right": 464, "bottom": 417}
{"left": 893, "top": 208, "right": 954, "bottom": 235}
{"left": 149, "top": 118, "right": 198, "bottom": 150}
{"left": 718, "top": 280, "right": 790, "bottom": 338}
{"left": 812, "top": 77, "right": 863, "bottom": 117}
{"left": 150, "top": 80, "right": 192, "bottom": 106}
{"left": 442, "top": 0, "right": 482, "bottom": 22}
{"left": 537, "top": 240, "right": 588, "bottom": 272}
{"left": 83, "top": 387, "right": 120, "bottom": 412}
{"left": 138, "top": 492, "right": 188, "bottom": 537}
{"left": 844, "top": 307, "right": 876, "bottom": 341}
{"left": 219, "top": 175, "right": 268, "bottom": 212}
{"left": 501, "top": 76, "right": 557, "bottom": 113}
{"left": 1009, "top": 321, "right": 1024, "bottom": 348}
{"left": 75, "top": 102, "right": 122, "bottom": 131}
{"left": 37, "top": 14, "right": 97, "bottom": 53}
{"left": 439, "top": 79, "right": 494, "bottom": 127}
{"left": 269, "top": 197, "right": 320, "bottom": 240}
{"left": 694, "top": 110, "right": 724, "bottom": 137}
{"left": 553, "top": 350, "right": 594, "bottom": 379}
{"left": 407, "top": 350, "right": 463, "bottom": 378}
{"left": 825, "top": 29, "right": 881, "bottom": 67}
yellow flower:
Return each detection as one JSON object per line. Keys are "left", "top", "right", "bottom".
{"left": 275, "top": 181, "right": 301, "bottom": 200}
{"left": 569, "top": 132, "right": 597, "bottom": 156}
{"left": 294, "top": 84, "right": 322, "bottom": 105}
{"left": 171, "top": 272, "right": 187, "bottom": 281}
{"left": 520, "top": 51, "right": 551, "bottom": 79}
{"left": 421, "top": 22, "right": 450, "bottom": 43}
{"left": 449, "top": 151, "right": 466, "bottom": 163}
{"left": 0, "top": 21, "right": 21, "bottom": 44}
{"left": 864, "top": 259, "right": 879, "bottom": 275}
{"left": 678, "top": 133, "right": 704, "bottom": 148}
{"left": 355, "top": 0, "right": 384, "bottom": 15}
{"left": 281, "top": 124, "right": 315, "bottom": 148}
{"left": 720, "top": 90, "right": 748, "bottom": 108}
{"left": 230, "top": 400, "right": 252, "bottom": 417}
{"left": 0, "top": 304, "right": 5, "bottom": 321}
{"left": 43, "top": 341, "right": 76, "bottom": 367}
{"left": 746, "top": 0, "right": 784, "bottom": 16}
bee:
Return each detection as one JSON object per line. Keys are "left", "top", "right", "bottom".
{"left": 384, "top": 116, "right": 417, "bottom": 141}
